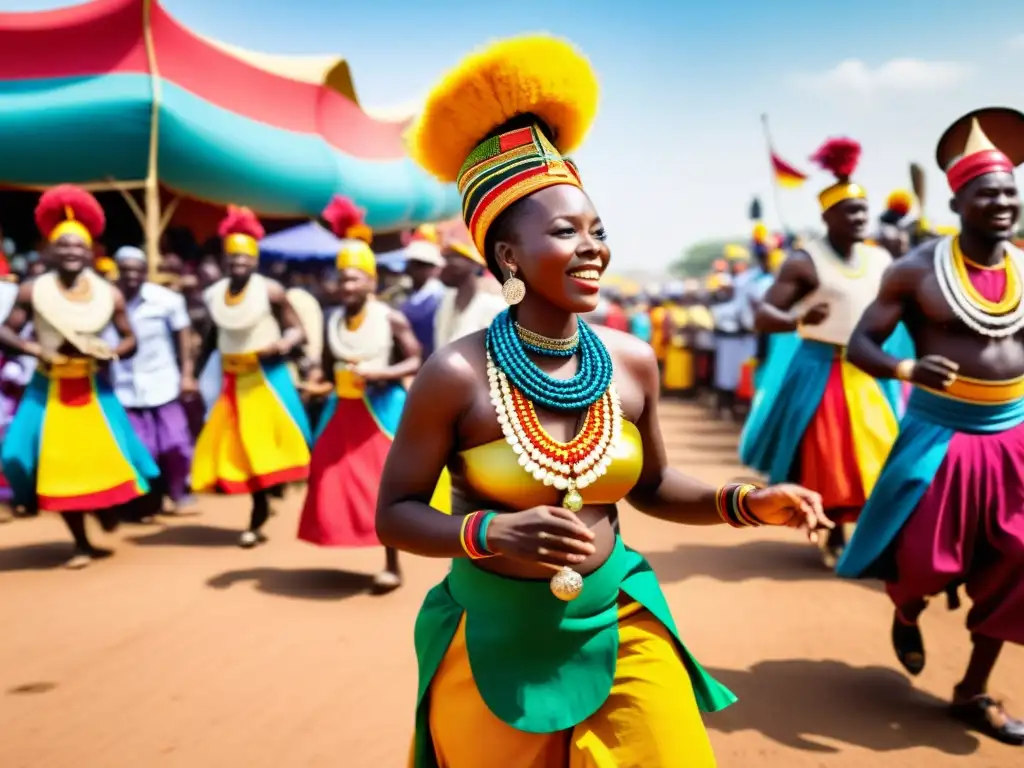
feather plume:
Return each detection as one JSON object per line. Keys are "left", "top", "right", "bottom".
{"left": 322, "top": 195, "right": 371, "bottom": 243}
{"left": 35, "top": 184, "right": 106, "bottom": 239}
{"left": 217, "top": 205, "right": 265, "bottom": 240}
{"left": 408, "top": 34, "right": 600, "bottom": 182}
{"left": 810, "top": 138, "right": 862, "bottom": 181}
{"left": 885, "top": 189, "right": 913, "bottom": 218}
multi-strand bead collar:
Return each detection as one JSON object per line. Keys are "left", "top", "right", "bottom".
{"left": 486, "top": 309, "right": 612, "bottom": 412}
{"left": 934, "top": 236, "right": 1024, "bottom": 338}
{"left": 485, "top": 309, "right": 621, "bottom": 513}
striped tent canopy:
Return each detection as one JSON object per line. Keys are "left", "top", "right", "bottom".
{"left": 0, "top": 0, "right": 459, "bottom": 232}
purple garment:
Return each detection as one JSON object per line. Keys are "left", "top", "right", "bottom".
{"left": 401, "top": 279, "right": 445, "bottom": 357}
{"left": 886, "top": 425, "right": 1024, "bottom": 644}
{"left": 125, "top": 399, "right": 194, "bottom": 502}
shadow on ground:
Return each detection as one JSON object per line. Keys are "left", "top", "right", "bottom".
{"left": 643, "top": 540, "right": 881, "bottom": 592}
{"left": 0, "top": 541, "right": 73, "bottom": 572}
{"left": 127, "top": 524, "right": 242, "bottom": 548}
{"left": 706, "top": 659, "right": 980, "bottom": 755}
{"left": 206, "top": 567, "right": 375, "bottom": 601}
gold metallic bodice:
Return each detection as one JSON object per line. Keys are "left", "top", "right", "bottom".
{"left": 458, "top": 420, "right": 644, "bottom": 509}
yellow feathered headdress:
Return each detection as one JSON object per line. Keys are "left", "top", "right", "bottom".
{"left": 408, "top": 34, "right": 600, "bottom": 255}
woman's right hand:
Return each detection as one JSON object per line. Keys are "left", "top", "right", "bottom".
{"left": 484, "top": 506, "right": 597, "bottom": 568}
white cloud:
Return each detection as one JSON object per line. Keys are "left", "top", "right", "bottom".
{"left": 791, "top": 58, "right": 972, "bottom": 96}
{"left": 1008, "top": 33, "right": 1024, "bottom": 50}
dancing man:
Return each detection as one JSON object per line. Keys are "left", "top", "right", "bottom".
{"left": 191, "top": 206, "right": 312, "bottom": 547}
{"left": 744, "top": 137, "right": 903, "bottom": 567}
{"left": 0, "top": 186, "right": 158, "bottom": 568}
{"left": 839, "top": 109, "right": 1024, "bottom": 745}
{"left": 108, "top": 246, "right": 198, "bottom": 518}
{"left": 298, "top": 196, "right": 424, "bottom": 591}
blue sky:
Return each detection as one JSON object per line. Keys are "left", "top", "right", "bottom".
{"left": 6, "top": 0, "right": 1024, "bottom": 271}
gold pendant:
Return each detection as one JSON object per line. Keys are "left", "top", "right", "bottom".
{"left": 562, "top": 488, "right": 583, "bottom": 512}
{"left": 550, "top": 566, "right": 584, "bottom": 601}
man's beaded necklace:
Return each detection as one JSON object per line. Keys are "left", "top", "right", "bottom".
{"left": 934, "top": 236, "right": 1024, "bottom": 338}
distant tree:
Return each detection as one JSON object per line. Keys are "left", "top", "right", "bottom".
{"left": 670, "top": 237, "right": 737, "bottom": 277}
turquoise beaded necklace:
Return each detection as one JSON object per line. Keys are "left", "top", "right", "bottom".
{"left": 486, "top": 309, "right": 612, "bottom": 412}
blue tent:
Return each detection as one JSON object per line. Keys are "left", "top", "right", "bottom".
{"left": 259, "top": 221, "right": 341, "bottom": 262}
{"left": 375, "top": 249, "right": 408, "bottom": 272}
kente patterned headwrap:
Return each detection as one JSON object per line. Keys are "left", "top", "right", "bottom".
{"left": 811, "top": 138, "right": 866, "bottom": 213}
{"left": 408, "top": 34, "right": 599, "bottom": 257}
{"left": 35, "top": 185, "right": 106, "bottom": 247}
{"left": 457, "top": 125, "right": 583, "bottom": 255}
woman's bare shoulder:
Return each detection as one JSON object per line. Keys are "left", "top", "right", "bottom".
{"left": 593, "top": 325, "right": 658, "bottom": 383}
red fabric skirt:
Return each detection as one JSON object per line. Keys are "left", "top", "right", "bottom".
{"left": 298, "top": 397, "right": 392, "bottom": 547}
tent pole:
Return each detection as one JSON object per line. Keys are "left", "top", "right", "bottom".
{"left": 142, "top": 0, "right": 163, "bottom": 281}
{"left": 159, "top": 195, "right": 181, "bottom": 236}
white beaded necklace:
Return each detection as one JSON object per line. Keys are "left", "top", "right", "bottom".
{"left": 485, "top": 351, "right": 622, "bottom": 508}
{"left": 934, "top": 237, "right": 1024, "bottom": 338}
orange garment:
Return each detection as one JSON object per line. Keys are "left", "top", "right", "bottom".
{"left": 649, "top": 306, "right": 668, "bottom": 360}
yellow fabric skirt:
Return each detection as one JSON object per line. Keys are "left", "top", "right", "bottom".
{"left": 663, "top": 344, "right": 694, "bottom": 392}
{"left": 418, "top": 603, "right": 717, "bottom": 767}
{"left": 191, "top": 356, "right": 311, "bottom": 494}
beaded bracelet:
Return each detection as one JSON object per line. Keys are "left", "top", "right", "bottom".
{"left": 715, "top": 483, "right": 762, "bottom": 528}
{"left": 460, "top": 511, "right": 497, "bottom": 559}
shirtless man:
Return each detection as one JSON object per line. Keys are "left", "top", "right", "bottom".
{"left": 839, "top": 108, "right": 1024, "bottom": 745}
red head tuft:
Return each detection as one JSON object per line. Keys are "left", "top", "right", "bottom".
{"left": 810, "top": 138, "right": 862, "bottom": 181}
{"left": 322, "top": 195, "right": 368, "bottom": 241}
{"left": 34, "top": 184, "right": 106, "bottom": 240}
{"left": 217, "top": 205, "right": 265, "bottom": 241}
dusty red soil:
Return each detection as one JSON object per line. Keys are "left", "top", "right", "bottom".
{"left": 0, "top": 401, "right": 1020, "bottom": 767}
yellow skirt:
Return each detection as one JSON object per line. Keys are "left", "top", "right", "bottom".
{"left": 420, "top": 603, "right": 716, "bottom": 767}
{"left": 663, "top": 345, "right": 694, "bottom": 392}
{"left": 191, "top": 356, "right": 311, "bottom": 494}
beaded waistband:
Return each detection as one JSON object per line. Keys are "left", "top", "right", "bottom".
{"left": 40, "top": 358, "right": 96, "bottom": 379}
{"left": 222, "top": 352, "right": 261, "bottom": 375}
{"left": 918, "top": 373, "right": 1024, "bottom": 405}
{"left": 333, "top": 367, "right": 366, "bottom": 400}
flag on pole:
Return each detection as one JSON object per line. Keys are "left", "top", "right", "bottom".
{"left": 770, "top": 151, "right": 807, "bottom": 188}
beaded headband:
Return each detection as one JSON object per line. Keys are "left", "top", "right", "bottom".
{"left": 35, "top": 185, "right": 106, "bottom": 247}
{"left": 336, "top": 240, "right": 377, "bottom": 279}
{"left": 811, "top": 138, "right": 866, "bottom": 213}
{"left": 945, "top": 119, "right": 1013, "bottom": 193}
{"left": 219, "top": 205, "right": 265, "bottom": 259}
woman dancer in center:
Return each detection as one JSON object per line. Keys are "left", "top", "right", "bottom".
{"left": 376, "top": 35, "right": 830, "bottom": 767}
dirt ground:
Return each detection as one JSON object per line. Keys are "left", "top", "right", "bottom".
{"left": 0, "top": 401, "right": 1020, "bottom": 767}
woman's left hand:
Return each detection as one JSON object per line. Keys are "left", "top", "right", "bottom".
{"left": 746, "top": 484, "right": 832, "bottom": 543}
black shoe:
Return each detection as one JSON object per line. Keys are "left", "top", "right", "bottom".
{"left": 950, "top": 695, "right": 1024, "bottom": 746}
{"left": 891, "top": 612, "right": 925, "bottom": 676}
